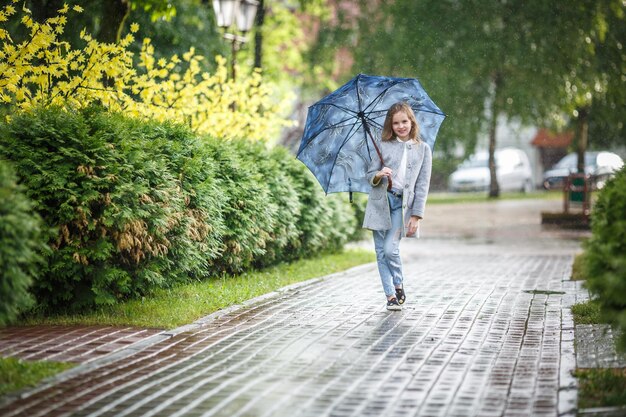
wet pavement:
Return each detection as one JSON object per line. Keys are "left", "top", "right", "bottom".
{"left": 575, "top": 325, "right": 626, "bottom": 369}
{"left": 0, "top": 326, "right": 163, "bottom": 364}
{"left": 0, "top": 197, "right": 592, "bottom": 416}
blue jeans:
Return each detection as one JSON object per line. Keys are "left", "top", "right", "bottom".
{"left": 373, "top": 192, "right": 404, "bottom": 297}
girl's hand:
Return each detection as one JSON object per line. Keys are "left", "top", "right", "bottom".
{"left": 407, "top": 216, "right": 420, "bottom": 237}
{"left": 375, "top": 167, "right": 393, "bottom": 182}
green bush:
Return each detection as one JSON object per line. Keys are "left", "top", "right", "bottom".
{"left": 249, "top": 145, "right": 302, "bottom": 268}
{"left": 0, "top": 160, "right": 46, "bottom": 324}
{"left": 583, "top": 166, "right": 626, "bottom": 351}
{"left": 277, "top": 154, "right": 356, "bottom": 259}
{"left": 104, "top": 114, "right": 227, "bottom": 277}
{"left": 431, "top": 155, "right": 461, "bottom": 191}
{"left": 0, "top": 107, "right": 201, "bottom": 310}
{"left": 346, "top": 192, "right": 368, "bottom": 241}
{"left": 200, "top": 136, "right": 276, "bottom": 273}
{"left": 0, "top": 106, "right": 362, "bottom": 313}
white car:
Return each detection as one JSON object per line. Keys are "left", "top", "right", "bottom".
{"left": 448, "top": 148, "right": 533, "bottom": 193}
{"left": 542, "top": 151, "right": 624, "bottom": 190}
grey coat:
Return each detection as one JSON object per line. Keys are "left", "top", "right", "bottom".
{"left": 362, "top": 139, "right": 432, "bottom": 235}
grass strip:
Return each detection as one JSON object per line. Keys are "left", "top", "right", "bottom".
{"left": 0, "top": 357, "right": 74, "bottom": 396}
{"left": 427, "top": 190, "right": 562, "bottom": 204}
{"left": 22, "top": 248, "right": 375, "bottom": 329}
{"left": 571, "top": 252, "right": 588, "bottom": 281}
{"left": 575, "top": 368, "right": 626, "bottom": 409}
{"left": 572, "top": 300, "right": 602, "bottom": 325}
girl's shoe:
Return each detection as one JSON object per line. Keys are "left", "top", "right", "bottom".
{"left": 386, "top": 297, "right": 402, "bottom": 311}
{"left": 395, "top": 287, "right": 406, "bottom": 304}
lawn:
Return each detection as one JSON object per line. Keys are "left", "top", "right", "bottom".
{"left": 575, "top": 368, "right": 626, "bottom": 409}
{"left": 0, "top": 357, "right": 74, "bottom": 396}
{"left": 1, "top": 248, "right": 375, "bottom": 397}
{"left": 570, "top": 253, "right": 626, "bottom": 411}
{"left": 427, "top": 189, "right": 562, "bottom": 204}
{"left": 21, "top": 248, "right": 375, "bottom": 329}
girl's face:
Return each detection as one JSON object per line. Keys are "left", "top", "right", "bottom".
{"left": 392, "top": 111, "right": 412, "bottom": 140}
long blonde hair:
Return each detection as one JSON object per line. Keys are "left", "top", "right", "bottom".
{"left": 381, "top": 102, "right": 421, "bottom": 142}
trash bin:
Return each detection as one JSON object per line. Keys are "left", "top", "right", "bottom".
{"left": 563, "top": 173, "right": 590, "bottom": 215}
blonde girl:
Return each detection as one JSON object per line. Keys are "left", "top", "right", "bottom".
{"left": 362, "top": 102, "right": 432, "bottom": 310}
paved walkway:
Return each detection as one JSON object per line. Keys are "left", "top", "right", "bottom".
{"left": 0, "top": 197, "right": 591, "bottom": 416}
{"left": 0, "top": 326, "right": 163, "bottom": 364}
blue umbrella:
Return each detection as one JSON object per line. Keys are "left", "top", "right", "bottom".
{"left": 297, "top": 73, "right": 445, "bottom": 195}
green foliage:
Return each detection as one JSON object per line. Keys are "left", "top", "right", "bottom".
{"left": 346, "top": 192, "right": 368, "bottom": 241}
{"left": 200, "top": 137, "right": 275, "bottom": 273}
{"left": 583, "top": 166, "right": 626, "bottom": 351}
{"left": 574, "top": 368, "right": 626, "bottom": 409}
{"left": 571, "top": 300, "right": 602, "bottom": 325}
{"left": 0, "top": 107, "right": 206, "bottom": 310}
{"left": 23, "top": 248, "right": 375, "bottom": 329}
{"left": 126, "top": 0, "right": 224, "bottom": 72}
{"left": 111, "top": 114, "right": 227, "bottom": 276}
{"left": 571, "top": 252, "right": 589, "bottom": 281}
{"left": 324, "top": 194, "right": 358, "bottom": 252}
{"left": 0, "top": 160, "right": 46, "bottom": 325}
{"left": 277, "top": 151, "right": 353, "bottom": 259}
{"left": 250, "top": 145, "right": 302, "bottom": 268}
{"left": 0, "top": 106, "right": 360, "bottom": 313}
{"left": 431, "top": 156, "right": 462, "bottom": 192}
{"left": 310, "top": 0, "right": 626, "bottom": 156}
{"left": 0, "top": 357, "right": 74, "bottom": 396}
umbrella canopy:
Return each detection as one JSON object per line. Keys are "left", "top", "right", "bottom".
{"left": 297, "top": 73, "right": 445, "bottom": 194}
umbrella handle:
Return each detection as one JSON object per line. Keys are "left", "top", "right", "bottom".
{"left": 364, "top": 123, "right": 392, "bottom": 191}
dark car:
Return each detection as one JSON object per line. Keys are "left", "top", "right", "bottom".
{"left": 542, "top": 151, "right": 624, "bottom": 190}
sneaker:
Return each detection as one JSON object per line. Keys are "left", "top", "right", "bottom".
{"left": 395, "top": 287, "right": 406, "bottom": 305}
{"left": 386, "top": 297, "right": 402, "bottom": 311}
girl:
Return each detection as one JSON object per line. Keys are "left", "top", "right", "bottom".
{"left": 362, "top": 102, "right": 432, "bottom": 311}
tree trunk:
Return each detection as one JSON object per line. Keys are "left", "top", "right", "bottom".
{"left": 576, "top": 107, "right": 589, "bottom": 174}
{"left": 488, "top": 73, "right": 502, "bottom": 198}
{"left": 97, "top": 0, "right": 131, "bottom": 44}
{"left": 254, "top": 0, "right": 265, "bottom": 70}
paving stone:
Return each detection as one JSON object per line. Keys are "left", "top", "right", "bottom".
{"left": 0, "top": 326, "right": 163, "bottom": 364}
{"left": 0, "top": 199, "right": 592, "bottom": 416}
{"left": 575, "top": 324, "right": 626, "bottom": 369}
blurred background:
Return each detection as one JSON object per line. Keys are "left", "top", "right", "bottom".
{"left": 14, "top": 0, "right": 625, "bottom": 194}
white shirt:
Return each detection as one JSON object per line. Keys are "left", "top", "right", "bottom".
{"left": 392, "top": 138, "right": 410, "bottom": 190}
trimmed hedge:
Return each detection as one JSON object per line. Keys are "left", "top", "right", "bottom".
{"left": 0, "top": 106, "right": 360, "bottom": 313}
{"left": 0, "top": 160, "right": 46, "bottom": 325}
{"left": 583, "top": 166, "right": 626, "bottom": 351}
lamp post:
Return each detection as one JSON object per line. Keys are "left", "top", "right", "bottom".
{"left": 212, "top": 0, "right": 259, "bottom": 81}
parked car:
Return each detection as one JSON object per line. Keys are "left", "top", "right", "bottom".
{"left": 448, "top": 148, "right": 533, "bottom": 193}
{"left": 542, "top": 151, "right": 624, "bottom": 190}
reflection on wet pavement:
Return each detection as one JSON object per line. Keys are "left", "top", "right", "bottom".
{"left": 0, "top": 198, "right": 588, "bottom": 417}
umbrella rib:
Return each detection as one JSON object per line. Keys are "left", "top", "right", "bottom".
{"left": 298, "top": 118, "right": 362, "bottom": 156}
{"left": 322, "top": 102, "right": 359, "bottom": 116}
{"left": 324, "top": 122, "right": 366, "bottom": 192}
{"left": 361, "top": 81, "right": 446, "bottom": 117}
{"left": 299, "top": 102, "right": 361, "bottom": 153}
{"left": 361, "top": 81, "right": 402, "bottom": 114}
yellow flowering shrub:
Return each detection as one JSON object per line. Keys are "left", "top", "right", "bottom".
{"left": 0, "top": 1, "right": 291, "bottom": 142}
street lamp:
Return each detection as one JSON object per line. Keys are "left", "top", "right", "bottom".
{"left": 212, "top": 0, "right": 259, "bottom": 81}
